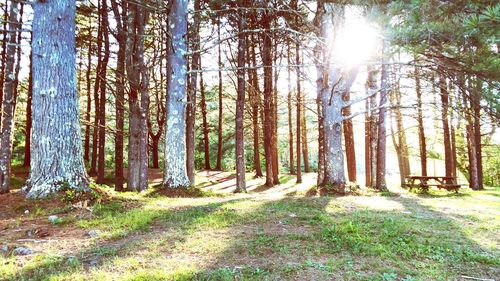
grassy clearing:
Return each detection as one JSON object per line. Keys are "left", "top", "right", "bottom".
{"left": 0, "top": 174, "right": 499, "bottom": 281}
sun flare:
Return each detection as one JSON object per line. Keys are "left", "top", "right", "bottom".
{"left": 332, "top": 19, "right": 380, "bottom": 66}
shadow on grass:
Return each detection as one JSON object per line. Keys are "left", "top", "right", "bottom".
{"left": 7, "top": 190, "right": 499, "bottom": 280}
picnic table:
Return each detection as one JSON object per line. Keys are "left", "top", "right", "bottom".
{"left": 403, "top": 175, "right": 461, "bottom": 192}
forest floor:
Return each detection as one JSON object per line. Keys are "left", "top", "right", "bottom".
{"left": 1, "top": 168, "right": 499, "bottom": 281}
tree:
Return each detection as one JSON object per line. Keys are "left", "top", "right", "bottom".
{"left": 0, "top": 0, "right": 22, "bottom": 193}
{"left": 126, "top": 0, "right": 149, "bottom": 192}
{"left": 414, "top": 63, "right": 427, "bottom": 176}
{"left": 164, "top": 0, "right": 190, "bottom": 189}
{"left": 96, "top": 0, "right": 110, "bottom": 184}
{"left": 25, "top": 0, "right": 89, "bottom": 198}
{"left": 375, "top": 39, "right": 389, "bottom": 191}
{"left": 186, "top": 0, "right": 202, "bottom": 184}
{"left": 110, "top": 0, "right": 127, "bottom": 191}
{"left": 235, "top": 2, "right": 248, "bottom": 193}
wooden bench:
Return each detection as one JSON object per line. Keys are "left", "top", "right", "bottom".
{"left": 403, "top": 176, "right": 461, "bottom": 192}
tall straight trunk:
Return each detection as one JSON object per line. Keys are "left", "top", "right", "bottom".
{"left": 390, "top": 79, "right": 410, "bottom": 185}
{"left": 271, "top": 34, "right": 279, "bottom": 185}
{"left": 301, "top": 100, "right": 310, "bottom": 173}
{"left": 23, "top": 32, "right": 33, "bottom": 167}
{"left": 11, "top": 3, "right": 23, "bottom": 112}
{"left": 449, "top": 93, "right": 457, "bottom": 179}
{"left": 126, "top": 0, "right": 149, "bottom": 191}
{"left": 110, "top": 0, "right": 127, "bottom": 191}
{"left": 394, "top": 83, "right": 410, "bottom": 182}
{"left": 415, "top": 64, "right": 427, "bottom": 176}
{"left": 0, "top": 0, "right": 8, "bottom": 111}
{"left": 314, "top": 2, "right": 358, "bottom": 190}
{"left": 364, "top": 98, "right": 371, "bottom": 186}
{"left": 90, "top": 3, "right": 103, "bottom": 176}
{"left": 164, "top": 0, "right": 190, "bottom": 188}
{"left": 261, "top": 14, "right": 275, "bottom": 187}
{"left": 342, "top": 90, "right": 356, "bottom": 182}
{"left": 375, "top": 41, "right": 389, "bottom": 190}
{"left": 472, "top": 80, "right": 483, "bottom": 189}
{"left": 83, "top": 19, "right": 92, "bottom": 162}
{"left": 26, "top": 0, "right": 89, "bottom": 198}
{"left": 438, "top": 70, "right": 453, "bottom": 178}
{"left": 186, "top": 0, "right": 202, "bottom": 184}
{"left": 466, "top": 121, "right": 478, "bottom": 189}
{"left": 97, "top": 0, "right": 110, "bottom": 184}
{"left": 294, "top": 22, "right": 302, "bottom": 183}
{"left": 249, "top": 35, "right": 263, "bottom": 177}
{"left": 199, "top": 71, "right": 210, "bottom": 170}
{"left": 0, "top": 0, "right": 21, "bottom": 193}
{"left": 215, "top": 16, "right": 223, "bottom": 170}
{"left": 287, "top": 41, "right": 295, "bottom": 175}
{"left": 365, "top": 65, "right": 378, "bottom": 187}
{"left": 235, "top": 5, "right": 247, "bottom": 193}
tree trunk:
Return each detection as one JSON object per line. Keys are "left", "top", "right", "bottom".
{"left": 126, "top": 1, "right": 149, "bottom": 192}
{"left": 199, "top": 70, "right": 211, "bottom": 170}
{"left": 90, "top": 3, "right": 103, "bottom": 177}
{"left": 342, "top": 90, "right": 356, "bottom": 182}
{"left": 375, "top": 42, "right": 389, "bottom": 191}
{"left": 83, "top": 19, "right": 92, "bottom": 163}
{"left": 215, "top": 16, "right": 223, "bottom": 171}
{"left": 261, "top": 14, "right": 275, "bottom": 187}
{"left": 301, "top": 100, "right": 310, "bottom": 173}
{"left": 110, "top": 0, "right": 127, "bottom": 191}
{"left": 0, "top": 0, "right": 21, "bottom": 193}
{"left": 186, "top": 0, "right": 202, "bottom": 184}
{"left": 415, "top": 64, "right": 427, "bottom": 176}
{"left": 248, "top": 35, "right": 263, "bottom": 177}
{"left": 11, "top": 3, "right": 23, "bottom": 112}
{"left": 235, "top": 5, "right": 247, "bottom": 193}
{"left": 438, "top": 70, "right": 454, "bottom": 178}
{"left": 472, "top": 80, "right": 483, "bottom": 189}
{"left": 365, "top": 65, "right": 379, "bottom": 187}
{"left": 23, "top": 32, "right": 33, "bottom": 167}
{"left": 25, "top": 0, "right": 90, "bottom": 198}
{"left": 287, "top": 41, "right": 295, "bottom": 175}
{"left": 164, "top": 0, "right": 190, "bottom": 188}
{"left": 295, "top": 27, "right": 302, "bottom": 184}
{"left": 0, "top": 0, "right": 8, "bottom": 112}
{"left": 97, "top": 0, "right": 110, "bottom": 184}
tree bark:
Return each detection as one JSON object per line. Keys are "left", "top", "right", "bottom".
{"left": 235, "top": 4, "right": 247, "bottom": 193}
{"left": 301, "top": 100, "right": 310, "bottom": 173}
{"left": 215, "top": 16, "right": 223, "bottom": 171}
{"left": 186, "top": 0, "right": 202, "bottom": 184}
{"left": 342, "top": 90, "right": 356, "bottom": 182}
{"left": 0, "top": 0, "right": 8, "bottom": 112}
{"left": 163, "top": 0, "right": 190, "bottom": 188}
{"left": 90, "top": 2, "right": 103, "bottom": 177}
{"left": 23, "top": 32, "right": 33, "bottom": 167}
{"left": 25, "top": 0, "right": 90, "bottom": 198}
{"left": 415, "top": 64, "right": 427, "bottom": 176}
{"left": 110, "top": 0, "right": 127, "bottom": 191}
{"left": 375, "top": 41, "right": 389, "bottom": 191}
{"left": 438, "top": 69, "right": 454, "bottom": 178}
{"left": 287, "top": 41, "right": 295, "bottom": 175}
{"left": 126, "top": 0, "right": 149, "bottom": 192}
{"left": 249, "top": 35, "right": 263, "bottom": 177}
{"left": 0, "top": 0, "right": 21, "bottom": 193}
{"left": 83, "top": 19, "right": 92, "bottom": 163}
{"left": 365, "top": 65, "right": 378, "bottom": 187}
{"left": 261, "top": 13, "right": 275, "bottom": 187}
{"left": 199, "top": 70, "right": 210, "bottom": 170}
{"left": 97, "top": 0, "right": 110, "bottom": 184}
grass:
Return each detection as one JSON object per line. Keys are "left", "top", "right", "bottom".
{"left": 0, "top": 175, "right": 499, "bottom": 281}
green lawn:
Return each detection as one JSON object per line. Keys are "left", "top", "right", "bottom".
{"left": 1, "top": 174, "right": 499, "bottom": 281}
